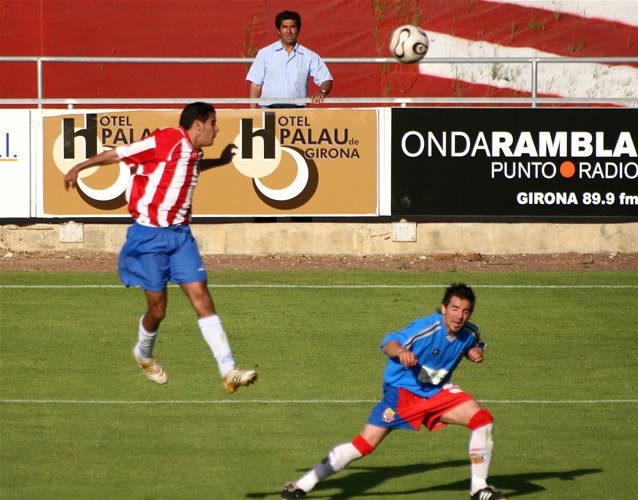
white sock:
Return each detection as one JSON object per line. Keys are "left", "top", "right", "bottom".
{"left": 297, "top": 442, "right": 362, "bottom": 493}
{"left": 134, "top": 315, "right": 157, "bottom": 360}
{"left": 469, "top": 423, "right": 494, "bottom": 494}
{"left": 198, "top": 314, "right": 235, "bottom": 377}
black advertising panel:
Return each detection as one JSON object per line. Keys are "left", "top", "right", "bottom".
{"left": 391, "top": 108, "right": 638, "bottom": 219}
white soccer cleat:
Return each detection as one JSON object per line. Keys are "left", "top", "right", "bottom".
{"left": 223, "top": 367, "right": 257, "bottom": 393}
{"left": 471, "top": 485, "right": 508, "bottom": 500}
{"left": 133, "top": 350, "right": 168, "bottom": 384}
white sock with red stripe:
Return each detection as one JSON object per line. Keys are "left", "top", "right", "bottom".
{"left": 198, "top": 314, "right": 235, "bottom": 377}
{"left": 468, "top": 409, "right": 495, "bottom": 495}
{"left": 296, "top": 435, "right": 374, "bottom": 493}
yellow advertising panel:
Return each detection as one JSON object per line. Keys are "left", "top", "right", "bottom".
{"left": 42, "top": 108, "right": 378, "bottom": 216}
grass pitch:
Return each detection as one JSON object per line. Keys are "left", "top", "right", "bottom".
{"left": 1, "top": 270, "right": 637, "bottom": 499}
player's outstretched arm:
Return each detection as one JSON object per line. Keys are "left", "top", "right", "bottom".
{"left": 383, "top": 340, "right": 418, "bottom": 368}
{"left": 64, "top": 149, "right": 120, "bottom": 191}
{"left": 200, "top": 144, "right": 237, "bottom": 171}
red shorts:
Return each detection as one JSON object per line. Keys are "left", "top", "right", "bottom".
{"left": 368, "top": 384, "right": 474, "bottom": 432}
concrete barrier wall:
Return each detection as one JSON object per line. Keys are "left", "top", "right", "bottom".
{"left": 2, "top": 222, "right": 637, "bottom": 255}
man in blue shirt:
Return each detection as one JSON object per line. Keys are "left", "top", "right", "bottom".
{"left": 246, "top": 10, "right": 333, "bottom": 108}
{"left": 280, "top": 283, "right": 507, "bottom": 500}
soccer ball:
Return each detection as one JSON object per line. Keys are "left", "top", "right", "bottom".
{"left": 389, "top": 25, "right": 429, "bottom": 63}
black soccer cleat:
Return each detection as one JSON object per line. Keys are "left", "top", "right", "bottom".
{"left": 281, "top": 482, "right": 307, "bottom": 499}
{"left": 471, "top": 485, "right": 508, "bottom": 500}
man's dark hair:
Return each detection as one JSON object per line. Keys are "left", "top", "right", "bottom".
{"left": 179, "top": 102, "right": 215, "bottom": 130}
{"left": 441, "top": 283, "right": 476, "bottom": 312}
{"left": 275, "top": 10, "right": 301, "bottom": 30}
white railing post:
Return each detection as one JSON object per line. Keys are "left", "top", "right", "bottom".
{"left": 36, "top": 58, "right": 43, "bottom": 110}
{"left": 531, "top": 58, "right": 538, "bottom": 108}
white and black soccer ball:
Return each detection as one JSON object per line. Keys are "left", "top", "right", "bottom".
{"left": 389, "top": 25, "right": 429, "bottom": 64}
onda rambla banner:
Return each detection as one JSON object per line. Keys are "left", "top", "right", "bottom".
{"left": 391, "top": 108, "right": 638, "bottom": 219}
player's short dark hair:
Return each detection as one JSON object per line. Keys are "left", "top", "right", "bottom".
{"left": 276, "top": 10, "right": 301, "bottom": 30}
{"left": 179, "top": 102, "right": 215, "bottom": 130}
{"left": 441, "top": 283, "right": 476, "bottom": 312}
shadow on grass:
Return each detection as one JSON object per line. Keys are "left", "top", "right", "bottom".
{"left": 246, "top": 460, "right": 602, "bottom": 498}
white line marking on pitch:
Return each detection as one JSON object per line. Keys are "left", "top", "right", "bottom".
{"left": 1, "top": 284, "right": 636, "bottom": 289}
{"left": 1, "top": 399, "right": 636, "bottom": 405}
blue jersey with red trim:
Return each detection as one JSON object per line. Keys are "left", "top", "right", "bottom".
{"left": 380, "top": 313, "right": 480, "bottom": 398}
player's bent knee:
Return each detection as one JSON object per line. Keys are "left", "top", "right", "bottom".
{"left": 467, "top": 408, "right": 494, "bottom": 430}
{"left": 145, "top": 308, "right": 166, "bottom": 325}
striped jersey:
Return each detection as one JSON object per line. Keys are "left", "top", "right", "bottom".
{"left": 116, "top": 126, "right": 201, "bottom": 227}
{"left": 380, "top": 313, "right": 480, "bottom": 398}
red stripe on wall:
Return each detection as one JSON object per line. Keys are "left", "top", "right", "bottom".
{"left": 419, "top": 0, "right": 637, "bottom": 59}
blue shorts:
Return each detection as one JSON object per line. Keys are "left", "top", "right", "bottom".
{"left": 118, "top": 223, "right": 207, "bottom": 292}
{"left": 368, "top": 384, "right": 473, "bottom": 432}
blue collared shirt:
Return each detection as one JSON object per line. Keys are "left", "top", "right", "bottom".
{"left": 246, "top": 41, "right": 333, "bottom": 99}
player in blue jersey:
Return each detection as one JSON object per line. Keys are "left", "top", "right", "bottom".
{"left": 281, "top": 283, "right": 507, "bottom": 500}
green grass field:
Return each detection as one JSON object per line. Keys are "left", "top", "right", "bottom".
{"left": 1, "top": 270, "right": 637, "bottom": 499}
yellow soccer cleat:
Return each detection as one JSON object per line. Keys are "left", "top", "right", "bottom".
{"left": 133, "top": 350, "right": 168, "bottom": 384}
{"left": 223, "top": 368, "right": 257, "bottom": 393}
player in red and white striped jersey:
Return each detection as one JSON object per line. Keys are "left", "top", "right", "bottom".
{"left": 64, "top": 102, "right": 257, "bottom": 393}
{"left": 118, "top": 126, "right": 200, "bottom": 227}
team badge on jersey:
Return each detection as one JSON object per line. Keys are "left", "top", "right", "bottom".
{"left": 382, "top": 408, "right": 396, "bottom": 423}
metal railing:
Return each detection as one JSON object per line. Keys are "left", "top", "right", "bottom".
{"left": 1, "top": 56, "right": 637, "bottom": 108}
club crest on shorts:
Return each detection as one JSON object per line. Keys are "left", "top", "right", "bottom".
{"left": 382, "top": 408, "right": 396, "bottom": 423}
